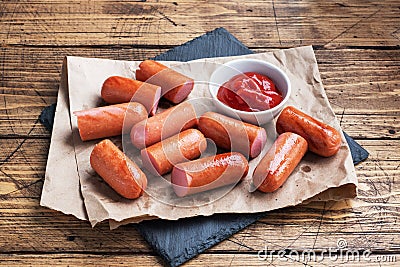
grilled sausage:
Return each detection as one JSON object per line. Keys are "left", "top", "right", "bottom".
{"left": 171, "top": 152, "right": 249, "bottom": 197}
{"left": 141, "top": 129, "right": 207, "bottom": 176}
{"left": 136, "top": 60, "right": 194, "bottom": 104}
{"left": 90, "top": 139, "right": 147, "bottom": 199}
{"left": 198, "top": 112, "right": 267, "bottom": 158}
{"left": 130, "top": 101, "right": 198, "bottom": 149}
{"left": 253, "top": 132, "right": 308, "bottom": 193}
{"left": 74, "top": 102, "right": 147, "bottom": 141}
{"left": 101, "top": 76, "right": 161, "bottom": 116}
{"left": 276, "top": 106, "right": 341, "bottom": 157}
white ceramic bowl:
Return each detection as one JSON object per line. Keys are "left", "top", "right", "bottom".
{"left": 209, "top": 59, "right": 291, "bottom": 125}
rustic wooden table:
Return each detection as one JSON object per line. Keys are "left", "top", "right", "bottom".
{"left": 1, "top": 1, "right": 399, "bottom": 266}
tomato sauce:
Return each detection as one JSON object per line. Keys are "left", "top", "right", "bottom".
{"left": 217, "top": 72, "right": 283, "bottom": 112}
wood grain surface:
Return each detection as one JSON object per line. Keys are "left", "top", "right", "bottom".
{"left": 0, "top": 0, "right": 399, "bottom": 266}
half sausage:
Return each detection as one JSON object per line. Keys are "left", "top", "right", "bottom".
{"left": 276, "top": 106, "right": 341, "bottom": 157}
{"left": 90, "top": 139, "right": 147, "bottom": 199}
{"left": 101, "top": 76, "right": 161, "bottom": 116}
{"left": 136, "top": 60, "right": 194, "bottom": 104}
{"left": 253, "top": 132, "right": 308, "bottom": 193}
{"left": 141, "top": 129, "right": 207, "bottom": 176}
{"left": 198, "top": 111, "right": 267, "bottom": 158}
{"left": 171, "top": 152, "right": 249, "bottom": 197}
{"left": 74, "top": 102, "right": 147, "bottom": 141}
{"left": 130, "top": 101, "right": 198, "bottom": 149}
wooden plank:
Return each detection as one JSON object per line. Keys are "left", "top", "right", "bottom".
{"left": 0, "top": 254, "right": 162, "bottom": 267}
{"left": 1, "top": 137, "right": 398, "bottom": 199}
{"left": 1, "top": 1, "right": 399, "bottom": 47}
{"left": 1, "top": 192, "right": 399, "bottom": 253}
{"left": 0, "top": 137, "right": 398, "bottom": 180}
{"left": 318, "top": 60, "right": 400, "bottom": 116}
{"left": 217, "top": 200, "right": 400, "bottom": 254}
{"left": 0, "top": 207, "right": 151, "bottom": 252}
{"left": 339, "top": 115, "right": 399, "bottom": 139}
{"left": 1, "top": 105, "right": 398, "bottom": 138}
{"left": 0, "top": 45, "right": 161, "bottom": 138}
{"left": 1, "top": 0, "right": 398, "bottom": 265}
{"left": 0, "top": 139, "right": 48, "bottom": 196}
{"left": 0, "top": 139, "right": 398, "bottom": 255}
{"left": 1, "top": 46, "right": 399, "bottom": 137}
{"left": 1, "top": 196, "right": 399, "bottom": 254}
{"left": 2, "top": 47, "right": 398, "bottom": 99}
{"left": 0, "top": 95, "right": 53, "bottom": 138}
{"left": 0, "top": 137, "right": 399, "bottom": 198}
{"left": 0, "top": 252, "right": 398, "bottom": 266}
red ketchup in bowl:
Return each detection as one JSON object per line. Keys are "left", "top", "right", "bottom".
{"left": 217, "top": 72, "right": 283, "bottom": 112}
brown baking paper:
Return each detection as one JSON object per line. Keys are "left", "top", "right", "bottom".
{"left": 41, "top": 46, "right": 357, "bottom": 228}
{"left": 40, "top": 60, "right": 88, "bottom": 220}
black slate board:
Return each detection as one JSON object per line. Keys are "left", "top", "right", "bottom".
{"left": 39, "top": 27, "right": 369, "bottom": 267}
